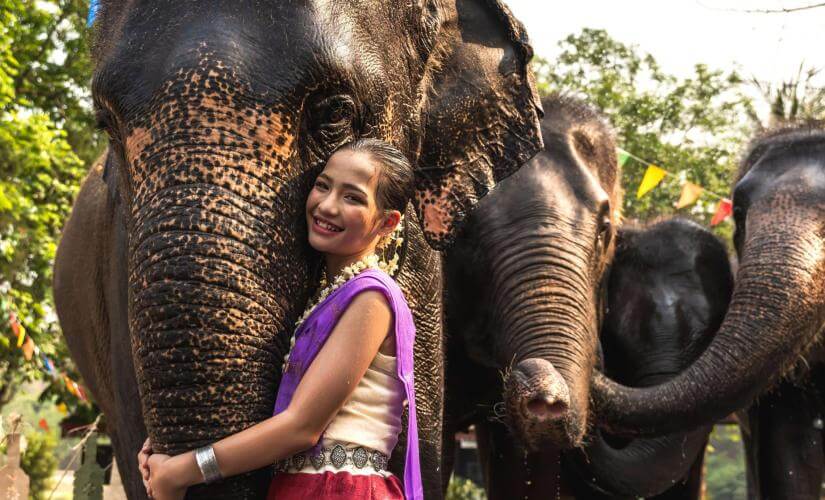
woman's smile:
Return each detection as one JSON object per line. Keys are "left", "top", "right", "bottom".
{"left": 312, "top": 216, "right": 344, "bottom": 235}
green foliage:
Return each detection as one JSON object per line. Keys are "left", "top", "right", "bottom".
{"left": 0, "top": 0, "right": 99, "bottom": 411}
{"left": 704, "top": 425, "right": 747, "bottom": 499}
{"left": 533, "top": 29, "right": 755, "bottom": 242}
{"left": 446, "top": 475, "right": 486, "bottom": 500}
{"left": 21, "top": 430, "right": 58, "bottom": 499}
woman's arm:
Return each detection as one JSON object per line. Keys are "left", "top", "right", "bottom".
{"left": 152, "top": 290, "right": 393, "bottom": 490}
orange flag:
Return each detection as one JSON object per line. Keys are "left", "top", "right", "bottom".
{"left": 711, "top": 199, "right": 733, "bottom": 226}
{"left": 676, "top": 182, "right": 704, "bottom": 209}
{"left": 22, "top": 336, "right": 34, "bottom": 361}
{"left": 636, "top": 165, "right": 668, "bottom": 199}
{"left": 63, "top": 375, "right": 77, "bottom": 396}
{"left": 38, "top": 418, "right": 49, "bottom": 432}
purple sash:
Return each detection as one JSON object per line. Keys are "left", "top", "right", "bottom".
{"left": 273, "top": 269, "right": 422, "bottom": 500}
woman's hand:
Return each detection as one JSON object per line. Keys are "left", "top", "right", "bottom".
{"left": 137, "top": 437, "right": 153, "bottom": 497}
{"left": 146, "top": 453, "right": 187, "bottom": 500}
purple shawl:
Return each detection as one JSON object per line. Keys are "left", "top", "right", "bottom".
{"left": 273, "top": 269, "right": 422, "bottom": 500}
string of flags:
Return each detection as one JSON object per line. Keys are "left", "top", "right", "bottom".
{"left": 6, "top": 310, "right": 88, "bottom": 407}
{"left": 618, "top": 148, "right": 733, "bottom": 226}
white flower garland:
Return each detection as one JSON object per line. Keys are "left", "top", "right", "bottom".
{"left": 282, "top": 218, "right": 405, "bottom": 371}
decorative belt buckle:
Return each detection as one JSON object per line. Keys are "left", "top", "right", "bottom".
{"left": 330, "top": 444, "right": 347, "bottom": 469}
{"left": 310, "top": 448, "right": 325, "bottom": 470}
{"left": 371, "top": 450, "right": 388, "bottom": 472}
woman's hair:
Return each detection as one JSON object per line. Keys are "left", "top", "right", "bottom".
{"left": 340, "top": 139, "right": 414, "bottom": 213}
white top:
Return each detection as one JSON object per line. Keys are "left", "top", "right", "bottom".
{"left": 322, "top": 350, "right": 406, "bottom": 457}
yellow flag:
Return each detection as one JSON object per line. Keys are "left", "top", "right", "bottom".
{"left": 16, "top": 325, "right": 26, "bottom": 348}
{"left": 676, "top": 182, "right": 704, "bottom": 208}
{"left": 636, "top": 165, "right": 668, "bottom": 199}
{"left": 57, "top": 403, "right": 68, "bottom": 415}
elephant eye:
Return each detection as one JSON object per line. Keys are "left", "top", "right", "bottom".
{"left": 94, "top": 107, "right": 123, "bottom": 144}
{"left": 311, "top": 94, "right": 357, "bottom": 130}
{"left": 732, "top": 204, "right": 745, "bottom": 222}
{"left": 597, "top": 205, "right": 612, "bottom": 251}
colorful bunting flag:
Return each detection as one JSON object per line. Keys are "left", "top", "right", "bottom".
{"left": 71, "top": 381, "right": 82, "bottom": 400}
{"left": 22, "top": 337, "right": 34, "bottom": 361}
{"left": 38, "top": 418, "right": 49, "bottom": 432}
{"left": 57, "top": 403, "right": 68, "bottom": 416}
{"left": 9, "top": 312, "right": 19, "bottom": 338}
{"left": 618, "top": 150, "right": 630, "bottom": 167}
{"left": 15, "top": 324, "right": 25, "bottom": 348}
{"left": 76, "top": 384, "right": 88, "bottom": 402}
{"left": 87, "top": 0, "right": 100, "bottom": 27}
{"left": 42, "top": 355, "right": 55, "bottom": 375}
{"left": 636, "top": 165, "right": 668, "bottom": 199}
{"left": 711, "top": 199, "right": 733, "bottom": 226}
{"left": 676, "top": 182, "right": 704, "bottom": 209}
{"left": 63, "top": 375, "right": 77, "bottom": 396}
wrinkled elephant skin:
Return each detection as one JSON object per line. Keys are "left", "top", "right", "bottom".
{"left": 443, "top": 95, "right": 621, "bottom": 498}
{"left": 54, "top": 1, "right": 544, "bottom": 499}
{"left": 593, "top": 126, "right": 825, "bottom": 443}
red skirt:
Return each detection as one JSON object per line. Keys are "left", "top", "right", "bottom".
{"left": 267, "top": 471, "right": 404, "bottom": 500}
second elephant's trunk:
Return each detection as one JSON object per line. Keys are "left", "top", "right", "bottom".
{"left": 566, "top": 426, "right": 711, "bottom": 497}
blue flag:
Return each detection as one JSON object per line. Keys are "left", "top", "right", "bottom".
{"left": 87, "top": 0, "right": 100, "bottom": 27}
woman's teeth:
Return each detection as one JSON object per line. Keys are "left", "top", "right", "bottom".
{"left": 315, "top": 218, "right": 343, "bottom": 232}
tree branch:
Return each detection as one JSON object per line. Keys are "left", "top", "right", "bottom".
{"left": 696, "top": 1, "right": 825, "bottom": 13}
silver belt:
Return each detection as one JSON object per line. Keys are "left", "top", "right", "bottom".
{"left": 275, "top": 444, "right": 389, "bottom": 473}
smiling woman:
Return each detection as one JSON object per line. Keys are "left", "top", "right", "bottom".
{"left": 307, "top": 140, "right": 414, "bottom": 278}
{"left": 137, "top": 140, "right": 424, "bottom": 500}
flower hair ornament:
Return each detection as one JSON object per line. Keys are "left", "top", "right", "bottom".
{"left": 283, "top": 216, "right": 406, "bottom": 370}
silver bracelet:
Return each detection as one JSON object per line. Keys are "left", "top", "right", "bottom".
{"left": 194, "top": 445, "right": 223, "bottom": 484}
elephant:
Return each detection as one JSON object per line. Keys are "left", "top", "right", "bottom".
{"left": 592, "top": 125, "right": 825, "bottom": 496}
{"left": 53, "top": 1, "right": 544, "bottom": 498}
{"left": 564, "top": 218, "right": 734, "bottom": 499}
{"left": 740, "top": 369, "right": 825, "bottom": 499}
{"left": 442, "top": 94, "right": 622, "bottom": 498}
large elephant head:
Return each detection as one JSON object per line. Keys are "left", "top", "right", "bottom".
{"left": 593, "top": 125, "right": 825, "bottom": 436}
{"left": 444, "top": 95, "right": 622, "bottom": 449}
{"left": 88, "top": 0, "right": 541, "bottom": 496}
{"left": 566, "top": 218, "right": 732, "bottom": 498}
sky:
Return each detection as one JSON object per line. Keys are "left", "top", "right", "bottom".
{"left": 505, "top": 0, "right": 825, "bottom": 87}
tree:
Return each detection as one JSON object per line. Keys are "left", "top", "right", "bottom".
{"left": 532, "top": 29, "right": 754, "bottom": 242}
{"left": 0, "top": 0, "right": 99, "bottom": 412}
{"left": 747, "top": 64, "right": 825, "bottom": 130}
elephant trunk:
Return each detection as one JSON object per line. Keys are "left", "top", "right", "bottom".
{"left": 568, "top": 425, "right": 711, "bottom": 496}
{"left": 593, "top": 212, "right": 824, "bottom": 436}
{"left": 128, "top": 183, "right": 306, "bottom": 495}
{"left": 496, "top": 230, "right": 599, "bottom": 449}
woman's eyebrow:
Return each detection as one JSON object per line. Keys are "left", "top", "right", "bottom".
{"left": 341, "top": 183, "right": 368, "bottom": 197}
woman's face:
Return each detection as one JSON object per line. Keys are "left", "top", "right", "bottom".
{"left": 306, "top": 149, "right": 393, "bottom": 258}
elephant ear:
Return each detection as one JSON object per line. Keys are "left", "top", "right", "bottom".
{"left": 416, "top": 0, "right": 543, "bottom": 249}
